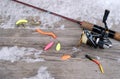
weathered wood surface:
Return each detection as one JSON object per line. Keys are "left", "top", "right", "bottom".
{"left": 0, "top": 21, "right": 120, "bottom": 79}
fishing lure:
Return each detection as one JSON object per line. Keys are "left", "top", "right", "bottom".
{"left": 36, "top": 29, "right": 57, "bottom": 39}
{"left": 44, "top": 41, "right": 54, "bottom": 51}
{"left": 61, "top": 54, "right": 71, "bottom": 60}
{"left": 85, "top": 54, "right": 104, "bottom": 73}
{"left": 16, "top": 19, "right": 28, "bottom": 25}
{"left": 61, "top": 52, "right": 80, "bottom": 60}
{"left": 56, "top": 42, "right": 61, "bottom": 51}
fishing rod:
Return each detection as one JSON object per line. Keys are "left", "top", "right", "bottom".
{"left": 12, "top": 0, "right": 120, "bottom": 41}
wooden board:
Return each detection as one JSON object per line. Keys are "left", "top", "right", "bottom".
{"left": 0, "top": 21, "right": 120, "bottom": 79}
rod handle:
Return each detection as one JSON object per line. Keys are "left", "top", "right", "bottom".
{"left": 114, "top": 32, "right": 120, "bottom": 41}
{"left": 81, "top": 21, "right": 93, "bottom": 31}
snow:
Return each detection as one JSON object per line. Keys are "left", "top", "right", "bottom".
{"left": 0, "top": 0, "right": 120, "bottom": 29}
{"left": 0, "top": 46, "right": 54, "bottom": 79}
{"left": 0, "top": 46, "right": 44, "bottom": 63}
{"left": 23, "top": 67, "right": 54, "bottom": 79}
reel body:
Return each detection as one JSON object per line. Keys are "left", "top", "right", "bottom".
{"left": 80, "top": 30, "right": 112, "bottom": 49}
{"left": 79, "top": 10, "right": 112, "bottom": 49}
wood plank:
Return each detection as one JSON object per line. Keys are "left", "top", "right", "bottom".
{"left": 0, "top": 23, "right": 120, "bottom": 79}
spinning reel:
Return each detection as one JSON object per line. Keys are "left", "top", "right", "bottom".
{"left": 79, "top": 10, "right": 112, "bottom": 49}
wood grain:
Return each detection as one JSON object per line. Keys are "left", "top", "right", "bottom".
{"left": 0, "top": 23, "right": 120, "bottom": 79}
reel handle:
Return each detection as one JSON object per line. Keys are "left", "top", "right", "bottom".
{"left": 81, "top": 21, "right": 120, "bottom": 41}
{"left": 103, "top": 10, "right": 110, "bottom": 23}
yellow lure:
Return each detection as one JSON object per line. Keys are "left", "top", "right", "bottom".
{"left": 16, "top": 19, "right": 28, "bottom": 25}
{"left": 56, "top": 42, "right": 61, "bottom": 51}
{"left": 99, "top": 64, "right": 104, "bottom": 73}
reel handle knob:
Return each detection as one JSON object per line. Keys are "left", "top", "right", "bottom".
{"left": 103, "top": 10, "right": 110, "bottom": 23}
